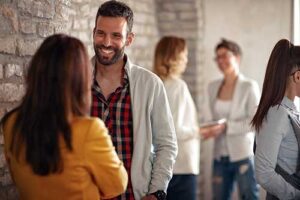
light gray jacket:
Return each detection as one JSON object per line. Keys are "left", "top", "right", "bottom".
{"left": 92, "top": 56, "right": 178, "bottom": 199}
{"left": 203, "top": 74, "right": 260, "bottom": 161}
{"left": 255, "top": 97, "right": 300, "bottom": 199}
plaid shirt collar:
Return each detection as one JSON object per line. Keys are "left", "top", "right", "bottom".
{"left": 92, "top": 57, "right": 129, "bottom": 96}
{"left": 91, "top": 54, "right": 132, "bottom": 80}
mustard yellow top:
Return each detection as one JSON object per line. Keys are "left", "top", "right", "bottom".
{"left": 2, "top": 113, "right": 128, "bottom": 200}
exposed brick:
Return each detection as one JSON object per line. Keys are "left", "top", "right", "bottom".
{"left": 0, "top": 125, "right": 3, "bottom": 141}
{"left": 162, "top": 2, "right": 195, "bottom": 11}
{"left": 179, "top": 12, "right": 197, "bottom": 20}
{"left": 0, "top": 5, "right": 18, "bottom": 33}
{"left": 157, "top": 12, "right": 177, "bottom": 21}
{"left": 15, "top": 65, "right": 23, "bottom": 77}
{"left": 0, "top": 187, "right": 6, "bottom": 200}
{"left": 73, "top": 19, "right": 88, "bottom": 30}
{"left": 17, "top": 0, "right": 33, "bottom": 14}
{"left": 90, "top": 6, "right": 98, "bottom": 18}
{"left": 80, "top": 4, "right": 90, "bottom": 17}
{"left": 86, "top": 46, "right": 94, "bottom": 58}
{"left": 32, "top": 0, "right": 55, "bottom": 19}
{"left": 132, "top": 36, "right": 149, "bottom": 47}
{"left": 0, "top": 83, "right": 25, "bottom": 102}
{"left": 0, "top": 12, "right": 14, "bottom": 35}
{"left": 58, "top": 0, "right": 71, "bottom": 6}
{"left": 135, "top": 13, "right": 155, "bottom": 24}
{"left": 89, "top": 19, "right": 94, "bottom": 29}
{"left": 0, "top": 37, "right": 16, "bottom": 55}
{"left": 77, "top": 32, "right": 90, "bottom": 43}
{"left": 4, "top": 64, "right": 14, "bottom": 78}
{"left": 55, "top": 4, "right": 69, "bottom": 20}
{"left": 4, "top": 64, "right": 23, "bottom": 78}
{"left": 131, "top": 2, "right": 149, "bottom": 13}
{"left": 0, "top": 64, "right": 3, "bottom": 79}
{"left": 17, "top": 39, "right": 42, "bottom": 56}
{"left": 38, "top": 22, "right": 54, "bottom": 37}
{"left": 0, "top": 170, "right": 13, "bottom": 186}
{"left": 19, "top": 19, "right": 36, "bottom": 34}
{"left": 54, "top": 23, "right": 69, "bottom": 34}
{"left": 6, "top": 186, "right": 19, "bottom": 199}
{"left": 72, "top": 0, "right": 84, "bottom": 3}
{"left": 0, "top": 151, "right": 5, "bottom": 169}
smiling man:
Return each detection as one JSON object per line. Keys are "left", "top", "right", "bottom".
{"left": 90, "top": 1, "right": 178, "bottom": 200}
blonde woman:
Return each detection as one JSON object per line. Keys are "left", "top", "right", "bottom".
{"left": 153, "top": 36, "right": 200, "bottom": 200}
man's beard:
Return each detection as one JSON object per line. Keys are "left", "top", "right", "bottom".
{"left": 94, "top": 44, "right": 125, "bottom": 66}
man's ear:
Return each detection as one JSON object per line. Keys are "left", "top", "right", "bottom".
{"left": 296, "top": 71, "right": 300, "bottom": 82}
{"left": 125, "top": 32, "right": 135, "bottom": 46}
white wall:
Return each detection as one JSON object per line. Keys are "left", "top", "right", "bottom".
{"left": 201, "top": 0, "right": 292, "bottom": 199}
{"left": 203, "top": 0, "right": 291, "bottom": 88}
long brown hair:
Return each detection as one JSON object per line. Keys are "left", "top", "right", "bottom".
{"left": 153, "top": 36, "right": 187, "bottom": 80}
{"left": 2, "top": 34, "right": 92, "bottom": 175}
{"left": 251, "top": 39, "right": 300, "bottom": 132}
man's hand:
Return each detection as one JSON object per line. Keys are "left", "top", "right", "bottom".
{"left": 141, "top": 195, "right": 157, "bottom": 200}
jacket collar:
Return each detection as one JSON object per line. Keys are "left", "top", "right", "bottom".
{"left": 281, "top": 96, "right": 297, "bottom": 111}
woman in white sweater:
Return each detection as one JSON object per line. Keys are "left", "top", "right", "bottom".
{"left": 201, "top": 39, "right": 260, "bottom": 200}
{"left": 153, "top": 36, "right": 200, "bottom": 200}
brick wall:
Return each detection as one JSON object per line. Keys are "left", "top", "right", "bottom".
{"left": 0, "top": 0, "right": 71, "bottom": 199}
{"left": 0, "top": 0, "right": 205, "bottom": 199}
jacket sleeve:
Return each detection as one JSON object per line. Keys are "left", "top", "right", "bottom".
{"left": 226, "top": 81, "right": 260, "bottom": 136}
{"left": 84, "top": 119, "right": 128, "bottom": 199}
{"left": 148, "top": 80, "right": 178, "bottom": 193}
{"left": 171, "top": 81, "right": 199, "bottom": 141}
{"left": 255, "top": 110, "right": 300, "bottom": 199}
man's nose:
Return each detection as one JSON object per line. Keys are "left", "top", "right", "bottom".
{"left": 103, "top": 35, "right": 111, "bottom": 46}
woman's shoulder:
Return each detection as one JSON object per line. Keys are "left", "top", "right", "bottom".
{"left": 264, "top": 105, "right": 291, "bottom": 129}
{"left": 164, "top": 77, "right": 188, "bottom": 90}
{"left": 165, "top": 77, "right": 187, "bottom": 86}
{"left": 71, "top": 117, "right": 108, "bottom": 145}
{"left": 72, "top": 116, "right": 106, "bottom": 130}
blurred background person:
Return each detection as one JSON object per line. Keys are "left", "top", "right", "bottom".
{"left": 201, "top": 38, "right": 260, "bottom": 200}
{"left": 1, "top": 34, "right": 128, "bottom": 200}
{"left": 252, "top": 39, "right": 300, "bottom": 199}
{"left": 153, "top": 36, "right": 200, "bottom": 200}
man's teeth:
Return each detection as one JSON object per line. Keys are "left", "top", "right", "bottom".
{"left": 101, "top": 49, "right": 113, "bottom": 54}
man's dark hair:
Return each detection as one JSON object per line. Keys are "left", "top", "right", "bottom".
{"left": 95, "top": 0, "right": 134, "bottom": 33}
{"left": 215, "top": 38, "right": 242, "bottom": 56}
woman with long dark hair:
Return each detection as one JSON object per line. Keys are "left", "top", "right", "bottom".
{"left": 1, "top": 34, "right": 127, "bottom": 200}
{"left": 252, "top": 39, "right": 300, "bottom": 199}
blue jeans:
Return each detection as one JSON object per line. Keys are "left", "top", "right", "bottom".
{"left": 167, "top": 174, "right": 197, "bottom": 200}
{"left": 213, "top": 156, "right": 259, "bottom": 200}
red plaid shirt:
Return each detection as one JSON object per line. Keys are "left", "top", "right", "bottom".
{"left": 91, "top": 71, "right": 134, "bottom": 200}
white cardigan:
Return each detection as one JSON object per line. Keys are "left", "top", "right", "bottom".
{"left": 164, "top": 77, "right": 200, "bottom": 175}
{"left": 92, "top": 56, "right": 178, "bottom": 198}
{"left": 203, "top": 74, "right": 260, "bottom": 161}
